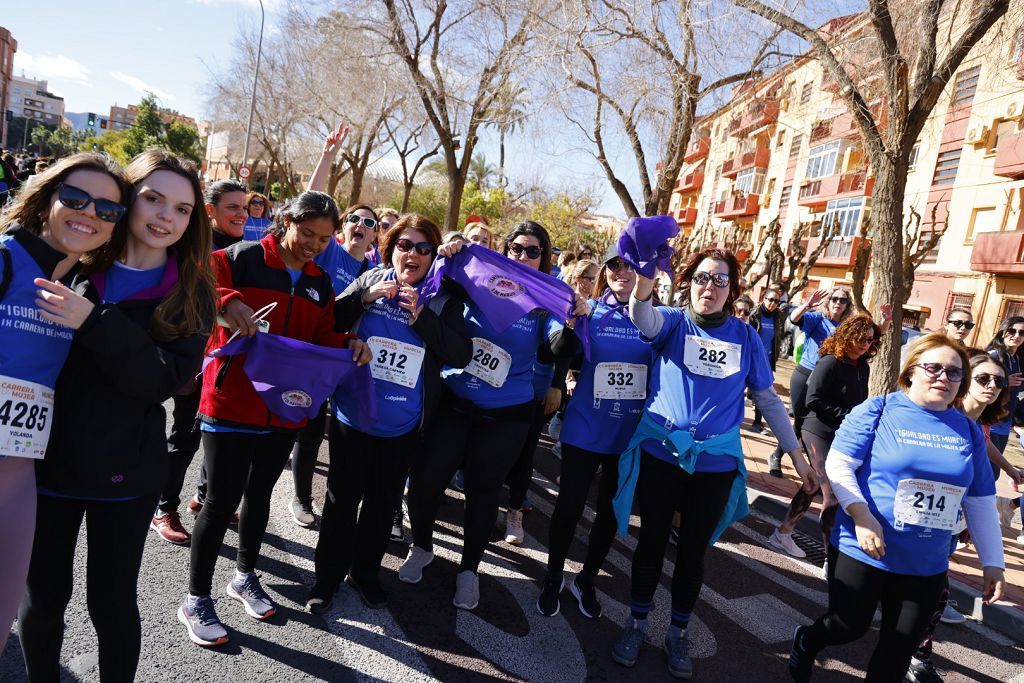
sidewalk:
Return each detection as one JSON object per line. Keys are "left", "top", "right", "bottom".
{"left": 742, "top": 359, "right": 1024, "bottom": 641}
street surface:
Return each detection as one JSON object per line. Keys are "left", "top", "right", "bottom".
{"left": 2, "top": 408, "right": 1023, "bottom": 682}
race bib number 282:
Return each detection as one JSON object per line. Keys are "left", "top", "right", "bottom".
{"left": 683, "top": 336, "right": 742, "bottom": 379}
{"left": 0, "top": 377, "right": 54, "bottom": 459}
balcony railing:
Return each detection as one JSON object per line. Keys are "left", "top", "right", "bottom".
{"left": 971, "top": 230, "right": 1024, "bottom": 275}
{"left": 684, "top": 136, "right": 710, "bottom": 163}
{"left": 807, "top": 103, "right": 886, "bottom": 145}
{"left": 732, "top": 98, "right": 779, "bottom": 137}
{"left": 673, "top": 206, "right": 698, "bottom": 225}
{"left": 797, "top": 169, "right": 874, "bottom": 207}
{"left": 722, "top": 146, "right": 771, "bottom": 178}
{"left": 674, "top": 171, "right": 704, "bottom": 193}
{"left": 713, "top": 194, "right": 760, "bottom": 219}
{"left": 803, "top": 236, "right": 865, "bottom": 268}
{"left": 994, "top": 132, "right": 1024, "bottom": 179}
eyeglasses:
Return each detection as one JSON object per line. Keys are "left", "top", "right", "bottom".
{"left": 974, "top": 373, "right": 1007, "bottom": 388}
{"left": 578, "top": 274, "right": 596, "bottom": 282}
{"left": 764, "top": 297, "right": 780, "bottom": 303}
{"left": 606, "top": 259, "right": 635, "bottom": 273}
{"left": 860, "top": 336, "right": 879, "bottom": 345}
{"left": 691, "top": 271, "right": 730, "bottom": 288}
{"left": 913, "top": 363, "right": 964, "bottom": 382}
{"left": 395, "top": 238, "right": 435, "bottom": 256}
{"left": 380, "top": 222, "right": 393, "bottom": 231}
{"left": 1005, "top": 327, "right": 1024, "bottom": 337}
{"left": 508, "top": 242, "right": 543, "bottom": 259}
{"left": 56, "top": 182, "right": 127, "bottom": 223}
{"left": 346, "top": 213, "right": 379, "bottom": 231}
{"left": 250, "top": 199, "right": 265, "bottom": 206}
{"left": 947, "top": 320, "right": 975, "bottom": 330}
{"left": 734, "top": 309, "right": 751, "bottom": 316}
{"left": 830, "top": 296, "right": 850, "bottom": 304}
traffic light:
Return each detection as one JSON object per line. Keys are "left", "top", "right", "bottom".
{"left": 87, "top": 113, "right": 96, "bottom": 127}
{"left": 99, "top": 120, "right": 107, "bottom": 129}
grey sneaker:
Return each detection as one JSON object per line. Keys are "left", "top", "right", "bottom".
{"left": 453, "top": 570, "right": 480, "bottom": 610}
{"left": 178, "top": 595, "right": 229, "bottom": 647}
{"left": 289, "top": 498, "right": 316, "bottom": 528}
{"left": 611, "top": 618, "right": 648, "bottom": 667}
{"left": 398, "top": 546, "right": 434, "bottom": 584}
{"left": 226, "top": 573, "right": 276, "bottom": 619}
{"left": 664, "top": 629, "right": 693, "bottom": 678}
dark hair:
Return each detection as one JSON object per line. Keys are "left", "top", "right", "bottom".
{"left": 502, "top": 220, "right": 552, "bottom": 274}
{"left": 0, "top": 152, "right": 131, "bottom": 239}
{"left": 267, "top": 191, "right": 341, "bottom": 237}
{"left": 948, "top": 306, "right": 973, "bottom": 321}
{"left": 677, "top": 247, "right": 742, "bottom": 313}
{"left": 819, "top": 312, "right": 881, "bottom": 361}
{"left": 963, "top": 350, "right": 1010, "bottom": 425}
{"left": 86, "top": 149, "right": 217, "bottom": 340}
{"left": 987, "top": 316, "right": 1024, "bottom": 367}
{"left": 203, "top": 179, "right": 247, "bottom": 206}
{"left": 380, "top": 213, "right": 442, "bottom": 267}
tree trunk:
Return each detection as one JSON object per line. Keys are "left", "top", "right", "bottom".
{"left": 866, "top": 157, "right": 908, "bottom": 396}
{"left": 401, "top": 181, "right": 413, "bottom": 213}
{"left": 498, "top": 131, "right": 506, "bottom": 189}
{"left": 348, "top": 166, "right": 366, "bottom": 208}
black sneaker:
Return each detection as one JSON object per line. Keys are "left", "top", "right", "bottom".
{"left": 346, "top": 574, "right": 387, "bottom": 609}
{"left": 536, "top": 575, "right": 563, "bottom": 617}
{"left": 305, "top": 582, "right": 337, "bottom": 615}
{"left": 906, "top": 656, "right": 943, "bottom": 683}
{"left": 570, "top": 575, "right": 602, "bottom": 619}
{"left": 768, "top": 452, "right": 784, "bottom": 478}
{"left": 747, "top": 423, "right": 765, "bottom": 434}
{"left": 390, "top": 505, "right": 405, "bottom": 543}
{"left": 669, "top": 527, "right": 679, "bottom": 546}
{"left": 789, "top": 625, "right": 815, "bottom": 683}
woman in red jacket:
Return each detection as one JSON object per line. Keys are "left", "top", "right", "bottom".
{"left": 179, "top": 190, "right": 369, "bottom": 647}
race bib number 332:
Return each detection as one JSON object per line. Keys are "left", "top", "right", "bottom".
{"left": 683, "top": 336, "right": 742, "bottom": 379}
{"left": 0, "top": 377, "right": 54, "bottom": 459}
{"left": 594, "top": 362, "right": 647, "bottom": 400}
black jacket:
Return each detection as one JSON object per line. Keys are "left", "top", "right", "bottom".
{"left": 336, "top": 268, "right": 472, "bottom": 433}
{"left": 37, "top": 273, "right": 209, "bottom": 499}
{"left": 801, "top": 353, "right": 870, "bottom": 440}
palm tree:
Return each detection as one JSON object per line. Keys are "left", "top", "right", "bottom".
{"left": 468, "top": 153, "right": 497, "bottom": 190}
{"left": 484, "top": 82, "right": 529, "bottom": 188}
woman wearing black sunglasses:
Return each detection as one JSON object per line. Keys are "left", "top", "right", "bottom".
{"left": 0, "top": 153, "right": 130, "bottom": 656}
{"left": 944, "top": 307, "right": 975, "bottom": 344}
{"left": 307, "top": 214, "right": 471, "bottom": 612}
{"left": 985, "top": 316, "right": 1024, "bottom": 467}
{"left": 748, "top": 285, "right": 786, "bottom": 433}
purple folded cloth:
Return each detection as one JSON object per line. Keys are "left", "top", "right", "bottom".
{"left": 617, "top": 215, "right": 679, "bottom": 278}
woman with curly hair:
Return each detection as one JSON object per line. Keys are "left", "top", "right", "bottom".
{"left": 769, "top": 313, "right": 880, "bottom": 559}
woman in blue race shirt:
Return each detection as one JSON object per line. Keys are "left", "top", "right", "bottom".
{"left": 401, "top": 221, "right": 586, "bottom": 611}
{"left": 306, "top": 214, "right": 471, "bottom": 613}
{"left": 612, "top": 247, "right": 815, "bottom": 679}
{"left": 790, "top": 333, "right": 1005, "bottom": 682}
{"left": 241, "top": 191, "right": 272, "bottom": 241}
{"left": 537, "top": 246, "right": 654, "bottom": 620}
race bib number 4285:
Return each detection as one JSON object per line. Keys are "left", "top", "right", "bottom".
{"left": 0, "top": 377, "right": 54, "bottom": 459}
{"left": 683, "top": 336, "right": 742, "bottom": 379}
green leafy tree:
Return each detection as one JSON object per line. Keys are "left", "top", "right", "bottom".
{"left": 31, "top": 126, "right": 88, "bottom": 158}
{"left": 81, "top": 129, "right": 132, "bottom": 164}
{"left": 526, "top": 191, "right": 602, "bottom": 253}
{"left": 90, "top": 93, "right": 204, "bottom": 165}
{"left": 391, "top": 183, "right": 449, "bottom": 227}
{"left": 458, "top": 182, "right": 506, "bottom": 227}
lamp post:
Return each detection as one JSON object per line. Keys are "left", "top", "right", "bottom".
{"left": 240, "top": 0, "right": 264, "bottom": 180}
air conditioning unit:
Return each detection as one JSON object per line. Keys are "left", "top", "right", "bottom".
{"left": 1007, "top": 101, "right": 1021, "bottom": 119}
{"left": 965, "top": 125, "right": 989, "bottom": 145}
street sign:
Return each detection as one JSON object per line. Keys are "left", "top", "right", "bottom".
{"left": 239, "top": 166, "right": 251, "bottom": 179}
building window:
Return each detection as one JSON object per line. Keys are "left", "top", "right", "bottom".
{"left": 919, "top": 230, "right": 942, "bottom": 264}
{"left": 908, "top": 142, "right": 921, "bottom": 171}
{"left": 965, "top": 206, "right": 998, "bottom": 243}
{"left": 944, "top": 293, "right": 975, "bottom": 320}
{"left": 952, "top": 65, "right": 981, "bottom": 106}
{"left": 932, "top": 148, "right": 961, "bottom": 186}
{"left": 1013, "top": 28, "right": 1024, "bottom": 62}
{"left": 789, "top": 133, "right": 804, "bottom": 161}
{"left": 1003, "top": 297, "right": 1024, "bottom": 320}
{"left": 821, "top": 197, "right": 865, "bottom": 237}
{"left": 776, "top": 130, "right": 786, "bottom": 148}
{"left": 800, "top": 82, "right": 813, "bottom": 105}
{"left": 805, "top": 140, "right": 841, "bottom": 180}
{"left": 734, "top": 168, "right": 765, "bottom": 196}
{"left": 780, "top": 185, "right": 792, "bottom": 209}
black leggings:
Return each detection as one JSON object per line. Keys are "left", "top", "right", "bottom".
{"left": 803, "top": 544, "right": 946, "bottom": 681}
{"left": 19, "top": 493, "right": 157, "bottom": 683}
{"left": 506, "top": 400, "right": 549, "bottom": 509}
{"left": 291, "top": 404, "right": 329, "bottom": 507}
{"left": 314, "top": 420, "right": 418, "bottom": 588}
{"left": 771, "top": 363, "right": 812, "bottom": 461}
{"left": 189, "top": 430, "right": 295, "bottom": 596}
{"left": 158, "top": 388, "right": 203, "bottom": 513}
{"left": 408, "top": 395, "right": 530, "bottom": 573}
{"left": 630, "top": 452, "right": 736, "bottom": 625}
{"left": 914, "top": 576, "right": 951, "bottom": 662}
{"left": 546, "top": 443, "right": 619, "bottom": 581}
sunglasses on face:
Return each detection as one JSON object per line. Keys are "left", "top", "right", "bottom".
{"left": 735, "top": 309, "right": 751, "bottom": 316}
{"left": 974, "top": 373, "right": 1007, "bottom": 388}
{"left": 380, "top": 222, "right": 393, "bottom": 231}
{"left": 947, "top": 320, "right": 975, "bottom": 330}
{"left": 1005, "top": 327, "right": 1024, "bottom": 337}
{"left": 508, "top": 242, "right": 543, "bottom": 259}
{"left": 606, "top": 259, "right": 635, "bottom": 274}
{"left": 56, "top": 182, "right": 127, "bottom": 223}
{"left": 578, "top": 274, "right": 596, "bottom": 282}
{"left": 830, "top": 296, "right": 850, "bottom": 304}
{"left": 250, "top": 199, "right": 265, "bottom": 206}
{"left": 913, "top": 363, "right": 964, "bottom": 382}
{"left": 860, "top": 336, "right": 879, "bottom": 345}
{"left": 764, "top": 297, "right": 780, "bottom": 303}
{"left": 395, "top": 238, "right": 435, "bottom": 256}
{"left": 691, "top": 271, "right": 730, "bottom": 288}
{"left": 346, "top": 213, "right": 379, "bottom": 231}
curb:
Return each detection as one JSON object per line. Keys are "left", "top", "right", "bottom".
{"left": 748, "top": 490, "right": 1024, "bottom": 643}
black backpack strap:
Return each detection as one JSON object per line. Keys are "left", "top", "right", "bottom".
{"left": 0, "top": 245, "right": 12, "bottom": 303}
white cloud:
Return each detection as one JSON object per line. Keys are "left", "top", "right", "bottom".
{"left": 109, "top": 72, "right": 177, "bottom": 102}
{"left": 13, "top": 51, "right": 91, "bottom": 85}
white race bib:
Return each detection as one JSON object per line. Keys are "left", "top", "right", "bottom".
{"left": 466, "top": 337, "right": 512, "bottom": 388}
{"left": 0, "top": 377, "right": 54, "bottom": 459}
{"left": 683, "top": 335, "right": 742, "bottom": 378}
{"left": 893, "top": 478, "right": 966, "bottom": 531}
{"left": 594, "top": 362, "right": 647, "bottom": 401}
{"left": 367, "top": 336, "right": 426, "bottom": 388}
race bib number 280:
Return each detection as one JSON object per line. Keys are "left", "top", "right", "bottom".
{"left": 466, "top": 338, "right": 512, "bottom": 388}
{"left": 683, "top": 336, "right": 742, "bottom": 378}
{"left": 0, "top": 377, "right": 54, "bottom": 459}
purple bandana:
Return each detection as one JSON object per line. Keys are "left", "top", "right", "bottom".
{"left": 618, "top": 216, "right": 679, "bottom": 279}
{"left": 207, "top": 333, "right": 376, "bottom": 425}
{"left": 420, "top": 244, "right": 591, "bottom": 358}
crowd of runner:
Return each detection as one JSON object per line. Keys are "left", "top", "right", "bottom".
{"left": 0, "top": 139, "right": 1015, "bottom": 682}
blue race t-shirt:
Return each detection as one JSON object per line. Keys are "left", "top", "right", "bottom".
{"left": 757, "top": 313, "right": 775, "bottom": 352}
{"left": 286, "top": 268, "right": 302, "bottom": 287}
{"left": 643, "top": 309, "right": 773, "bottom": 471}
{"left": 102, "top": 262, "right": 165, "bottom": 303}
{"left": 830, "top": 391, "right": 995, "bottom": 576}
{"left": 561, "top": 296, "right": 655, "bottom": 455}
{"left": 798, "top": 311, "right": 837, "bottom": 370}
{"left": 335, "top": 271, "right": 424, "bottom": 437}
{"left": 315, "top": 238, "right": 365, "bottom": 294}
{"left": 443, "top": 301, "right": 563, "bottom": 409}
{"left": 242, "top": 216, "right": 273, "bottom": 242}
{"left": 531, "top": 361, "right": 556, "bottom": 401}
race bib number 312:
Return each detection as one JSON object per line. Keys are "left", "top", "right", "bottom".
{"left": 683, "top": 336, "right": 742, "bottom": 378}
{"left": 466, "top": 337, "right": 512, "bottom": 388}
{"left": 0, "top": 377, "right": 54, "bottom": 459}
{"left": 893, "top": 478, "right": 966, "bottom": 531}
{"left": 366, "top": 336, "right": 426, "bottom": 388}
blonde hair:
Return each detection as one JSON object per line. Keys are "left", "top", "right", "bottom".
{"left": 898, "top": 332, "right": 971, "bottom": 403}
{"left": 465, "top": 222, "right": 494, "bottom": 249}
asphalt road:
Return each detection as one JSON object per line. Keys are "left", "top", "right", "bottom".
{"left": 3, "top": 417, "right": 1024, "bottom": 682}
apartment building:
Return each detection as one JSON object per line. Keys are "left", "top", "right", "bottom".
{"left": 669, "top": 8, "right": 1024, "bottom": 346}
{"left": 9, "top": 75, "right": 64, "bottom": 125}
{"left": 108, "top": 103, "right": 197, "bottom": 131}
{"left": 0, "top": 27, "right": 17, "bottom": 148}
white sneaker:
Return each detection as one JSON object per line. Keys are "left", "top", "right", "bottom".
{"left": 997, "top": 496, "right": 1016, "bottom": 528}
{"left": 819, "top": 559, "right": 828, "bottom": 580}
{"left": 551, "top": 441, "right": 562, "bottom": 459}
{"left": 768, "top": 530, "right": 807, "bottom": 558}
{"left": 940, "top": 601, "right": 966, "bottom": 624}
{"left": 505, "top": 509, "right": 525, "bottom": 545}
{"left": 548, "top": 414, "right": 562, "bottom": 440}
{"left": 398, "top": 546, "right": 434, "bottom": 584}
{"left": 1017, "top": 531, "right": 1024, "bottom": 544}
{"left": 453, "top": 570, "right": 480, "bottom": 610}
